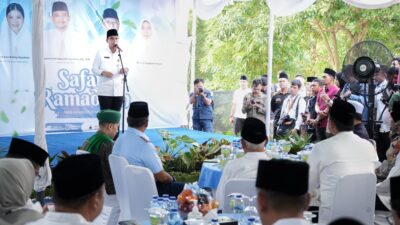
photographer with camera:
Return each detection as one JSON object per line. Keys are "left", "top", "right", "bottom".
{"left": 242, "top": 78, "right": 266, "bottom": 123}
{"left": 276, "top": 79, "right": 306, "bottom": 137}
{"left": 190, "top": 78, "right": 214, "bottom": 132}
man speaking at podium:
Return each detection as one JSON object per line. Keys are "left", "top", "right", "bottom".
{"left": 92, "top": 29, "right": 129, "bottom": 112}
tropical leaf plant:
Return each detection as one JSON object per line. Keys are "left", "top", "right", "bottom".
{"left": 156, "top": 130, "right": 231, "bottom": 174}
{"left": 181, "top": 138, "right": 230, "bottom": 171}
{"left": 281, "top": 132, "right": 312, "bottom": 154}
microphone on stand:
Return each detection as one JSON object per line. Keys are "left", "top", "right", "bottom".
{"left": 114, "top": 44, "right": 123, "bottom": 52}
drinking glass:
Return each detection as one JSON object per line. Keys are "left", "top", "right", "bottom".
{"left": 242, "top": 196, "right": 259, "bottom": 225}
{"left": 282, "top": 142, "right": 291, "bottom": 159}
{"left": 221, "top": 145, "right": 231, "bottom": 158}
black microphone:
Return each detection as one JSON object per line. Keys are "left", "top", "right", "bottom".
{"left": 114, "top": 44, "right": 123, "bottom": 52}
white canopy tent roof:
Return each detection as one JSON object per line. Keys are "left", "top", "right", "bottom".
{"left": 190, "top": 0, "right": 399, "bottom": 137}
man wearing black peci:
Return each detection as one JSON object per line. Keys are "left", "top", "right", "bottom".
{"left": 92, "top": 29, "right": 129, "bottom": 112}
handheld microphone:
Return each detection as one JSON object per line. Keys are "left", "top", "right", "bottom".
{"left": 114, "top": 44, "right": 123, "bottom": 52}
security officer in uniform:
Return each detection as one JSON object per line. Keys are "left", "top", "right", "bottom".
{"left": 190, "top": 78, "right": 214, "bottom": 132}
{"left": 113, "top": 101, "right": 184, "bottom": 196}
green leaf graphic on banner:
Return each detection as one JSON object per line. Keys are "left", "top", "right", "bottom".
{"left": 14, "top": 89, "right": 19, "bottom": 94}
{"left": 12, "top": 131, "right": 19, "bottom": 137}
{"left": 11, "top": 99, "right": 16, "bottom": 104}
{"left": 21, "top": 106, "right": 27, "bottom": 113}
{"left": 122, "top": 20, "right": 137, "bottom": 30}
{"left": 112, "top": 1, "right": 120, "bottom": 9}
{"left": 0, "top": 111, "right": 9, "bottom": 123}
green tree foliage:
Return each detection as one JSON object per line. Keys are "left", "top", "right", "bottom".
{"left": 194, "top": 0, "right": 400, "bottom": 90}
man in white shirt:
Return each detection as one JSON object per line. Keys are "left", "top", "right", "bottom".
{"left": 229, "top": 75, "right": 251, "bottom": 136}
{"left": 308, "top": 99, "right": 379, "bottom": 224}
{"left": 27, "top": 154, "right": 105, "bottom": 225}
{"left": 92, "top": 29, "right": 129, "bottom": 112}
{"left": 256, "top": 160, "right": 311, "bottom": 225}
{"left": 374, "top": 67, "right": 391, "bottom": 161}
{"left": 216, "top": 117, "right": 270, "bottom": 207}
{"left": 277, "top": 79, "right": 306, "bottom": 136}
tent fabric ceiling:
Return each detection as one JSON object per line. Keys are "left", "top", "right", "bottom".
{"left": 342, "top": 0, "right": 399, "bottom": 9}
{"left": 194, "top": 0, "right": 399, "bottom": 20}
{"left": 266, "top": 0, "right": 399, "bottom": 17}
{"left": 195, "top": 0, "right": 229, "bottom": 20}
{"left": 266, "top": 0, "right": 317, "bottom": 17}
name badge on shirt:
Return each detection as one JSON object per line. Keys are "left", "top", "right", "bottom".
{"left": 104, "top": 56, "right": 110, "bottom": 59}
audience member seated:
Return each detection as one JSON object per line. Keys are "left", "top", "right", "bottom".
{"left": 375, "top": 102, "right": 400, "bottom": 212}
{"left": 376, "top": 101, "right": 400, "bottom": 180}
{"left": 376, "top": 137, "right": 400, "bottom": 211}
{"left": 6, "top": 137, "right": 49, "bottom": 176}
{"left": 6, "top": 138, "right": 50, "bottom": 206}
{"left": 256, "top": 159, "right": 311, "bottom": 225}
{"left": 27, "top": 154, "right": 105, "bottom": 225}
{"left": 347, "top": 100, "right": 369, "bottom": 140}
{"left": 81, "top": 109, "right": 121, "bottom": 225}
{"left": 215, "top": 117, "right": 270, "bottom": 207}
{"left": 391, "top": 176, "right": 400, "bottom": 225}
{"left": 0, "top": 158, "right": 43, "bottom": 225}
{"left": 113, "top": 101, "right": 184, "bottom": 197}
{"left": 308, "top": 99, "right": 379, "bottom": 224}
{"left": 29, "top": 154, "right": 105, "bottom": 225}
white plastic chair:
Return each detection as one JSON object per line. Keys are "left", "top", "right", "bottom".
{"left": 222, "top": 178, "right": 256, "bottom": 213}
{"left": 109, "top": 154, "right": 130, "bottom": 222}
{"left": 125, "top": 165, "right": 158, "bottom": 222}
{"left": 329, "top": 173, "right": 377, "bottom": 225}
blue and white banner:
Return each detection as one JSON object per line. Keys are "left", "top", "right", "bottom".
{"left": 0, "top": 0, "right": 35, "bottom": 136}
{"left": 0, "top": 0, "right": 189, "bottom": 136}
{"left": 43, "top": 0, "right": 189, "bottom": 132}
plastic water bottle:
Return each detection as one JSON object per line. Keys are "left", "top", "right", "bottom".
{"left": 150, "top": 195, "right": 159, "bottom": 208}
{"left": 169, "top": 196, "right": 178, "bottom": 211}
{"left": 167, "top": 208, "right": 183, "bottom": 225}
{"left": 233, "top": 195, "right": 244, "bottom": 214}
{"left": 157, "top": 197, "right": 165, "bottom": 210}
{"left": 211, "top": 218, "right": 219, "bottom": 225}
{"left": 247, "top": 217, "right": 256, "bottom": 225}
{"left": 163, "top": 194, "right": 170, "bottom": 210}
